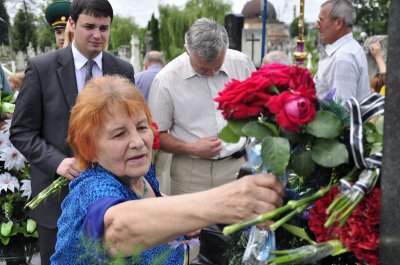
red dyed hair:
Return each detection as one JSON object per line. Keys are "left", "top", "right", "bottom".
{"left": 68, "top": 75, "right": 155, "bottom": 171}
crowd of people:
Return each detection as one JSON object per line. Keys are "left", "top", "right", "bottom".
{"left": 0, "top": 0, "right": 388, "bottom": 264}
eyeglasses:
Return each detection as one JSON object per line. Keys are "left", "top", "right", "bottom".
{"left": 317, "top": 17, "right": 333, "bottom": 25}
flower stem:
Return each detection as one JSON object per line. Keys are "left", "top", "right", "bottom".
{"left": 270, "top": 204, "right": 308, "bottom": 231}
{"left": 338, "top": 195, "right": 363, "bottom": 227}
{"left": 25, "top": 176, "right": 70, "bottom": 210}
{"left": 223, "top": 186, "right": 331, "bottom": 235}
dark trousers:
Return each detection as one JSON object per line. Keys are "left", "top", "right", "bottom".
{"left": 37, "top": 225, "right": 57, "bottom": 265}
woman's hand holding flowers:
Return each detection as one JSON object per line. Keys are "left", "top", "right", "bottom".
{"left": 207, "top": 173, "right": 285, "bottom": 225}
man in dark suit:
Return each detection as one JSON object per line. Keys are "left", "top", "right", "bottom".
{"left": 10, "top": 0, "right": 134, "bottom": 264}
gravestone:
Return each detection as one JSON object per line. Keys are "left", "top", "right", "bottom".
{"left": 26, "top": 42, "right": 36, "bottom": 59}
{"left": 130, "top": 35, "right": 141, "bottom": 74}
{"left": 117, "top": 45, "right": 131, "bottom": 63}
{"left": 224, "top": 14, "right": 244, "bottom": 51}
{"left": 242, "top": 28, "right": 264, "bottom": 68}
{"left": 44, "top": 46, "right": 53, "bottom": 54}
{"left": 16, "top": 51, "right": 25, "bottom": 71}
{"left": 380, "top": 1, "right": 400, "bottom": 263}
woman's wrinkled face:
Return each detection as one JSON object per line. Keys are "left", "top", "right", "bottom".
{"left": 93, "top": 106, "right": 153, "bottom": 178}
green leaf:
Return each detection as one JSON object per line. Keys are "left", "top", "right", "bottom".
{"left": 26, "top": 219, "right": 37, "bottom": 233}
{"left": 282, "top": 131, "right": 312, "bottom": 144}
{"left": 0, "top": 235, "right": 10, "bottom": 245}
{"left": 2, "top": 202, "right": 13, "bottom": 218}
{"left": 242, "top": 121, "right": 278, "bottom": 140}
{"left": 1, "top": 102, "right": 15, "bottom": 114}
{"left": 306, "top": 111, "right": 342, "bottom": 139}
{"left": 228, "top": 119, "right": 249, "bottom": 137}
{"left": 370, "top": 143, "right": 383, "bottom": 156}
{"left": 261, "top": 136, "right": 290, "bottom": 177}
{"left": 1, "top": 221, "right": 13, "bottom": 237}
{"left": 290, "top": 148, "right": 316, "bottom": 177}
{"left": 218, "top": 125, "right": 240, "bottom": 143}
{"left": 311, "top": 139, "right": 349, "bottom": 167}
{"left": 270, "top": 84, "right": 280, "bottom": 95}
{"left": 282, "top": 223, "right": 316, "bottom": 244}
{"left": 375, "top": 116, "right": 384, "bottom": 135}
{"left": 366, "top": 132, "right": 383, "bottom": 144}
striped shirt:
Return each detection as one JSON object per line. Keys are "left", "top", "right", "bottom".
{"left": 314, "top": 32, "right": 370, "bottom": 102}
{"left": 149, "top": 49, "right": 256, "bottom": 159}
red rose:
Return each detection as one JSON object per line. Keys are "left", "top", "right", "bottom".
{"left": 309, "top": 186, "right": 380, "bottom": 265}
{"left": 288, "top": 65, "right": 315, "bottom": 89}
{"left": 215, "top": 77, "right": 272, "bottom": 119}
{"left": 254, "top": 63, "right": 315, "bottom": 92}
{"left": 267, "top": 85, "right": 317, "bottom": 132}
{"left": 214, "top": 63, "right": 316, "bottom": 121}
{"left": 253, "top": 63, "right": 292, "bottom": 90}
{"left": 151, "top": 121, "right": 160, "bottom": 150}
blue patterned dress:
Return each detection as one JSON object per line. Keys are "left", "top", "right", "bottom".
{"left": 50, "top": 164, "right": 185, "bottom": 265}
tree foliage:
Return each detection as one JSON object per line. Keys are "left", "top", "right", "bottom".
{"left": 147, "top": 13, "right": 160, "bottom": 51}
{"left": 353, "top": 0, "right": 389, "bottom": 35}
{"left": 0, "top": 0, "right": 10, "bottom": 45}
{"left": 289, "top": 17, "right": 309, "bottom": 39}
{"left": 36, "top": 15, "right": 54, "bottom": 50}
{"left": 158, "top": 0, "right": 231, "bottom": 62}
{"left": 12, "top": 8, "right": 37, "bottom": 52}
{"left": 109, "top": 15, "right": 140, "bottom": 52}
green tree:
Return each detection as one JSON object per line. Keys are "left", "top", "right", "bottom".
{"left": 353, "top": 0, "right": 389, "bottom": 35}
{"left": 0, "top": 0, "right": 10, "bottom": 45}
{"left": 158, "top": 0, "right": 231, "bottom": 62}
{"left": 184, "top": 0, "right": 231, "bottom": 24}
{"left": 109, "top": 15, "right": 140, "bottom": 52}
{"left": 12, "top": 8, "right": 37, "bottom": 52}
{"left": 36, "top": 15, "right": 54, "bottom": 50}
{"left": 289, "top": 17, "right": 309, "bottom": 39}
{"left": 147, "top": 13, "right": 160, "bottom": 51}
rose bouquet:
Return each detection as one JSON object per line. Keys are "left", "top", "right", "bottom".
{"left": 215, "top": 63, "right": 383, "bottom": 264}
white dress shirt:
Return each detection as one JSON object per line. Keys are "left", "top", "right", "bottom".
{"left": 71, "top": 42, "right": 103, "bottom": 92}
{"left": 314, "top": 32, "right": 370, "bottom": 102}
{"left": 149, "top": 49, "right": 256, "bottom": 159}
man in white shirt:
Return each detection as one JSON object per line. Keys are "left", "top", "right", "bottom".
{"left": 10, "top": 0, "right": 134, "bottom": 263}
{"left": 149, "top": 18, "right": 256, "bottom": 196}
{"left": 314, "top": 0, "right": 370, "bottom": 102}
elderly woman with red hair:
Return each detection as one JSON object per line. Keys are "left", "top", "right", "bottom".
{"left": 50, "top": 75, "right": 284, "bottom": 264}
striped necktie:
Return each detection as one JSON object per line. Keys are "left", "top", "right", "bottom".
{"left": 85, "top": 60, "right": 95, "bottom": 83}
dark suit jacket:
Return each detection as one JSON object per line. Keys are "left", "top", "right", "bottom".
{"left": 10, "top": 45, "right": 135, "bottom": 229}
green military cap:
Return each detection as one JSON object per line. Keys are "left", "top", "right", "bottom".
{"left": 45, "top": 0, "right": 71, "bottom": 29}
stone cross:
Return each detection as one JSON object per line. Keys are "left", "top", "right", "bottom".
{"left": 242, "top": 28, "right": 263, "bottom": 68}
{"left": 246, "top": 33, "right": 260, "bottom": 62}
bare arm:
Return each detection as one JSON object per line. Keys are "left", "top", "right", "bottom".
{"left": 370, "top": 42, "right": 386, "bottom": 73}
{"left": 103, "top": 173, "right": 284, "bottom": 256}
{"left": 159, "top": 131, "right": 222, "bottom": 159}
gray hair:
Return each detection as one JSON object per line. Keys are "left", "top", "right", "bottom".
{"left": 322, "top": 0, "right": 356, "bottom": 28}
{"left": 263, "top": 51, "right": 290, "bottom": 65}
{"left": 185, "top": 18, "right": 229, "bottom": 62}
{"left": 144, "top": 51, "right": 165, "bottom": 65}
